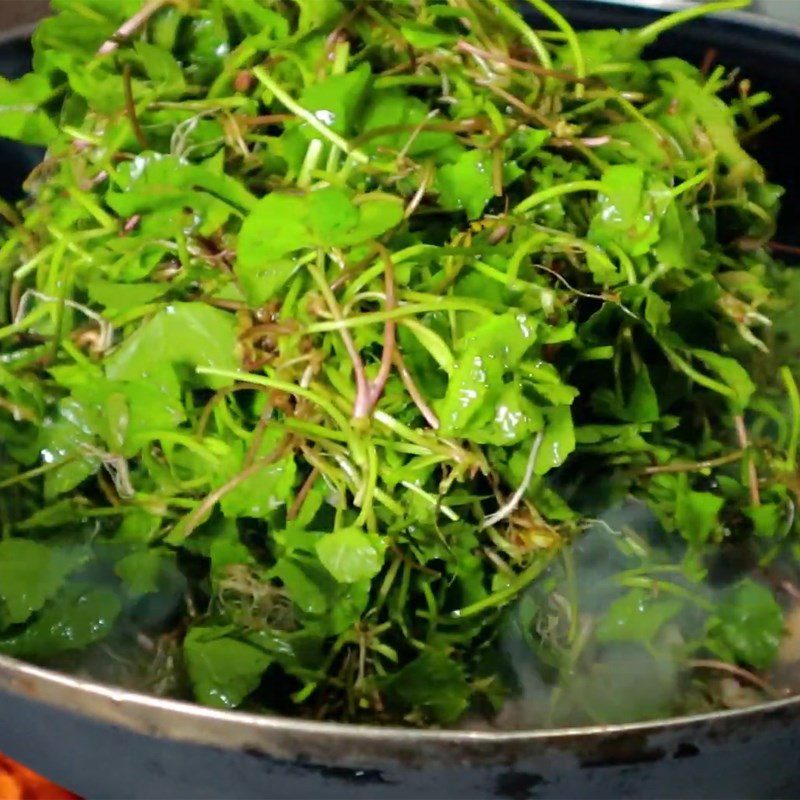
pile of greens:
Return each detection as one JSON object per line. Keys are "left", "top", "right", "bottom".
{"left": 0, "top": 0, "right": 798, "bottom": 727}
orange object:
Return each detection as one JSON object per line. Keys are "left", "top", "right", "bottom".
{"left": 0, "top": 755, "right": 79, "bottom": 800}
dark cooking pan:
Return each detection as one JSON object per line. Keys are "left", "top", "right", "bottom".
{"left": 2, "top": 2, "right": 800, "bottom": 798}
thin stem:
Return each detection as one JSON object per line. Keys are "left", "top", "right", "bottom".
{"left": 618, "top": 576, "right": 714, "bottom": 610}
{"left": 782, "top": 367, "right": 800, "bottom": 471}
{"left": 306, "top": 300, "right": 494, "bottom": 335}
{"left": 481, "top": 432, "right": 544, "bottom": 529}
{"left": 0, "top": 396, "right": 37, "bottom": 423}
{"left": 514, "top": 180, "right": 602, "bottom": 215}
{"left": 298, "top": 139, "right": 324, "bottom": 188}
{"left": 393, "top": 350, "right": 440, "bottom": 430}
{"left": 170, "top": 445, "right": 291, "bottom": 542}
{"left": 689, "top": 659, "right": 779, "bottom": 698}
{"left": 401, "top": 481, "right": 459, "bottom": 522}
{"left": 0, "top": 458, "right": 76, "bottom": 490}
{"left": 309, "top": 258, "right": 371, "bottom": 421}
{"left": 97, "top": 0, "right": 171, "bottom": 55}
{"left": 518, "top": 0, "right": 585, "bottom": 93}
{"left": 456, "top": 40, "right": 584, "bottom": 83}
{"left": 288, "top": 468, "right": 320, "bottom": 521}
{"left": 196, "top": 368, "right": 354, "bottom": 437}
{"left": 671, "top": 169, "right": 710, "bottom": 198}
{"left": 123, "top": 64, "right": 148, "bottom": 149}
{"left": 660, "top": 344, "right": 737, "bottom": 400}
{"left": 450, "top": 549, "right": 558, "bottom": 619}
{"left": 735, "top": 414, "right": 761, "bottom": 507}
{"left": 487, "top": 0, "right": 553, "bottom": 70}
{"left": 641, "top": 450, "right": 744, "bottom": 476}
{"left": 363, "top": 244, "right": 398, "bottom": 416}
{"left": 635, "top": 0, "right": 750, "bottom": 44}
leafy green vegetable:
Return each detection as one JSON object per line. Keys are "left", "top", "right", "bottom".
{"left": 388, "top": 651, "right": 471, "bottom": 724}
{"left": 316, "top": 527, "right": 384, "bottom": 584}
{"left": 707, "top": 580, "right": 784, "bottom": 669}
{"left": 596, "top": 590, "right": 682, "bottom": 644}
{"left": 0, "top": 586, "right": 122, "bottom": 659}
{"left": 0, "top": 540, "right": 85, "bottom": 626}
{"left": 0, "top": 0, "right": 793, "bottom": 730}
{"left": 183, "top": 626, "right": 272, "bottom": 709}
{"left": 437, "top": 150, "right": 496, "bottom": 220}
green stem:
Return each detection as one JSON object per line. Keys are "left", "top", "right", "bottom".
{"left": 782, "top": 366, "right": 800, "bottom": 471}
{"left": 252, "top": 67, "right": 368, "bottom": 164}
{"left": 518, "top": 0, "right": 585, "bottom": 92}
{"left": 672, "top": 168, "right": 710, "bottom": 198}
{"left": 450, "top": 550, "right": 558, "bottom": 619}
{"left": 660, "top": 345, "right": 736, "bottom": 400}
{"left": 488, "top": 0, "right": 553, "bottom": 70}
{"left": 514, "top": 180, "right": 602, "bottom": 215}
{"left": 0, "top": 304, "right": 51, "bottom": 343}
{"left": 197, "top": 367, "right": 354, "bottom": 437}
{"left": 635, "top": 0, "right": 750, "bottom": 44}
{"left": 617, "top": 576, "right": 714, "bottom": 611}
{"left": 344, "top": 244, "right": 444, "bottom": 301}
{"left": 355, "top": 444, "right": 378, "bottom": 529}
{"left": 298, "top": 139, "right": 324, "bottom": 188}
{"left": 306, "top": 300, "right": 493, "bottom": 335}
{"left": 0, "top": 458, "right": 76, "bottom": 490}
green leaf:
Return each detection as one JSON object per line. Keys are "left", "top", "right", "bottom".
{"left": 535, "top": 406, "right": 576, "bottom": 475}
{"left": 184, "top": 626, "right": 272, "bottom": 709}
{"left": 438, "top": 313, "right": 538, "bottom": 440}
{"left": 675, "top": 483, "right": 724, "bottom": 546}
{"left": 361, "top": 90, "right": 458, "bottom": 158}
{"left": 589, "top": 165, "right": 671, "bottom": 257}
{"left": 86, "top": 280, "right": 170, "bottom": 313}
{"left": 134, "top": 42, "right": 185, "bottom": 95}
{"left": 0, "top": 586, "right": 121, "bottom": 658}
{"left": 106, "top": 153, "right": 256, "bottom": 230}
{"left": 400, "top": 22, "right": 456, "bottom": 48}
{"left": 664, "top": 71, "right": 762, "bottom": 186}
{"left": 692, "top": 350, "right": 755, "bottom": 410}
{"left": 115, "top": 550, "right": 174, "bottom": 598}
{"left": 0, "top": 74, "right": 58, "bottom": 146}
{"left": 596, "top": 589, "right": 682, "bottom": 644}
{"left": 316, "top": 527, "right": 385, "bottom": 584}
{"left": 626, "top": 367, "right": 660, "bottom": 423}
{"left": 214, "top": 429, "right": 297, "bottom": 519}
{"left": 105, "top": 304, "right": 239, "bottom": 390}
{"left": 388, "top": 651, "right": 471, "bottom": 724}
{"left": 656, "top": 202, "right": 703, "bottom": 269}
{"left": 69, "top": 377, "right": 185, "bottom": 458}
{"left": 747, "top": 503, "right": 785, "bottom": 539}
{"left": 235, "top": 188, "right": 403, "bottom": 304}
{"left": 237, "top": 193, "right": 308, "bottom": 263}
{"left": 272, "top": 556, "right": 329, "bottom": 615}
{"left": 436, "top": 150, "right": 495, "bottom": 220}
{"left": 0, "top": 540, "right": 86, "bottom": 627}
{"left": 297, "top": 0, "right": 345, "bottom": 32}
{"left": 707, "top": 580, "right": 783, "bottom": 669}
{"left": 299, "top": 63, "right": 371, "bottom": 137}
{"left": 40, "top": 398, "right": 102, "bottom": 499}
{"left": 220, "top": 455, "right": 297, "bottom": 519}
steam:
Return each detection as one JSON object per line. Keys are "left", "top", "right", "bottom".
{"left": 492, "top": 501, "right": 706, "bottom": 730}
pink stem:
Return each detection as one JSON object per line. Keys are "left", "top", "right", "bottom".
{"left": 97, "top": 0, "right": 170, "bottom": 55}
{"left": 394, "top": 350, "right": 440, "bottom": 430}
{"left": 338, "top": 320, "right": 371, "bottom": 420}
{"left": 366, "top": 245, "right": 397, "bottom": 410}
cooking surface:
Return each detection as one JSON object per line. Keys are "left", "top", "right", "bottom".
{"left": 0, "top": 2, "right": 799, "bottom": 799}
